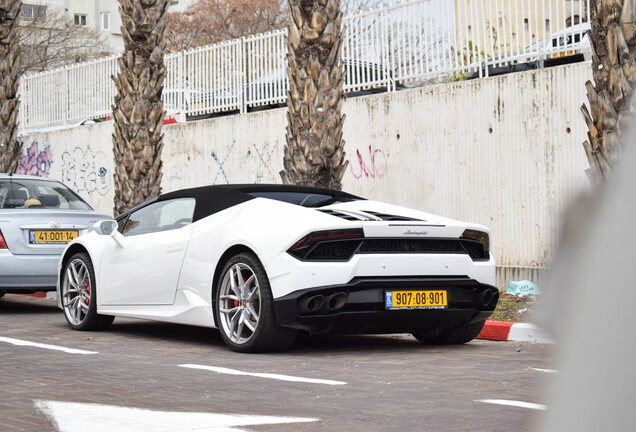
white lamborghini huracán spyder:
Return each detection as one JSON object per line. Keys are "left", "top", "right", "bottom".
{"left": 57, "top": 184, "right": 497, "bottom": 353}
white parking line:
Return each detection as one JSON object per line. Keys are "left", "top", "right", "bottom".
{"left": 529, "top": 367, "right": 559, "bottom": 374}
{"left": 178, "top": 364, "right": 347, "bottom": 386}
{"left": 476, "top": 399, "right": 547, "bottom": 410}
{"left": 35, "top": 400, "right": 318, "bottom": 432}
{"left": 0, "top": 337, "right": 97, "bottom": 355}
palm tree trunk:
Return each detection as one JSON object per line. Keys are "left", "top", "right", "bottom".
{"left": 112, "top": 0, "right": 169, "bottom": 215}
{"left": 0, "top": 0, "right": 23, "bottom": 173}
{"left": 582, "top": 0, "right": 636, "bottom": 186}
{"left": 281, "top": 0, "right": 348, "bottom": 190}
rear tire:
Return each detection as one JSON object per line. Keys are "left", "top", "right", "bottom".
{"left": 412, "top": 320, "right": 486, "bottom": 345}
{"left": 214, "top": 253, "right": 297, "bottom": 353}
{"left": 61, "top": 252, "right": 114, "bottom": 331}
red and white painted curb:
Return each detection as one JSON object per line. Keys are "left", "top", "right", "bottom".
{"left": 18, "top": 292, "right": 56, "bottom": 299}
{"left": 477, "top": 320, "right": 554, "bottom": 344}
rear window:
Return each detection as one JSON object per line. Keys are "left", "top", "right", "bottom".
{"left": 0, "top": 179, "right": 92, "bottom": 210}
{"left": 247, "top": 191, "right": 358, "bottom": 207}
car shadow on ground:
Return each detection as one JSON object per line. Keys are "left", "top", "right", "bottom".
{"left": 292, "top": 333, "right": 483, "bottom": 355}
{"left": 1, "top": 296, "right": 483, "bottom": 354}
{"left": 107, "top": 319, "right": 226, "bottom": 346}
{"left": 99, "top": 318, "right": 482, "bottom": 355}
{"left": 0, "top": 294, "right": 59, "bottom": 314}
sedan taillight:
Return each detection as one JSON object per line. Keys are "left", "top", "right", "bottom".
{"left": 0, "top": 229, "right": 7, "bottom": 249}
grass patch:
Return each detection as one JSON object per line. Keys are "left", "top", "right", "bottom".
{"left": 490, "top": 293, "right": 538, "bottom": 323}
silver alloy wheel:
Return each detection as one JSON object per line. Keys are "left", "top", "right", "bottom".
{"left": 62, "top": 258, "right": 91, "bottom": 326}
{"left": 218, "top": 262, "right": 261, "bottom": 345}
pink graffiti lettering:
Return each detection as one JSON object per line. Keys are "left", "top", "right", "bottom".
{"left": 18, "top": 142, "right": 52, "bottom": 177}
{"left": 350, "top": 146, "right": 386, "bottom": 179}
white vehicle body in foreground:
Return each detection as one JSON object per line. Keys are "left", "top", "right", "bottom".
{"left": 57, "top": 184, "right": 497, "bottom": 353}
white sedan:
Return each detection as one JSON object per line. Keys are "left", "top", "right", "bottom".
{"left": 56, "top": 184, "right": 497, "bottom": 353}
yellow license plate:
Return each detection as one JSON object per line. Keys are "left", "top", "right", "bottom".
{"left": 385, "top": 290, "right": 447, "bottom": 309}
{"left": 29, "top": 230, "right": 79, "bottom": 244}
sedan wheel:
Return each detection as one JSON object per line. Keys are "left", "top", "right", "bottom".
{"left": 215, "top": 253, "right": 297, "bottom": 353}
{"left": 61, "top": 252, "right": 113, "bottom": 331}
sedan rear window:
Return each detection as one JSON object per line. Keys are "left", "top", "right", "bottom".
{"left": 0, "top": 179, "right": 92, "bottom": 210}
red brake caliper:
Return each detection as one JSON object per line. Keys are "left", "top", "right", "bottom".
{"left": 85, "top": 280, "right": 90, "bottom": 305}
{"left": 232, "top": 273, "right": 241, "bottom": 308}
{"left": 233, "top": 277, "right": 248, "bottom": 308}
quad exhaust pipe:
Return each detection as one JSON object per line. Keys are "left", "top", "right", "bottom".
{"left": 326, "top": 292, "right": 348, "bottom": 311}
{"left": 298, "top": 292, "right": 348, "bottom": 315}
{"left": 477, "top": 289, "right": 499, "bottom": 309}
{"left": 298, "top": 295, "right": 325, "bottom": 314}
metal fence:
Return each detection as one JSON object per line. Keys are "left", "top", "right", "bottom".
{"left": 18, "top": 0, "right": 591, "bottom": 133}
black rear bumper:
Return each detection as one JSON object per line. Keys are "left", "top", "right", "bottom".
{"left": 273, "top": 277, "right": 498, "bottom": 335}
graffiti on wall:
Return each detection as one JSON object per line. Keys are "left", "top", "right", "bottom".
{"left": 61, "top": 147, "right": 110, "bottom": 196}
{"left": 350, "top": 145, "right": 387, "bottom": 179}
{"left": 18, "top": 142, "right": 52, "bottom": 177}
{"left": 211, "top": 140, "right": 236, "bottom": 184}
{"left": 210, "top": 140, "right": 281, "bottom": 184}
{"left": 252, "top": 141, "right": 277, "bottom": 183}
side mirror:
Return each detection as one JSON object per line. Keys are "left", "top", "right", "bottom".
{"left": 93, "top": 220, "right": 118, "bottom": 236}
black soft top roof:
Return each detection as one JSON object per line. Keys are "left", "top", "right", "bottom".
{"left": 121, "top": 184, "right": 362, "bottom": 222}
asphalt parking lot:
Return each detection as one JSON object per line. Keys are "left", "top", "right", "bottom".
{"left": 0, "top": 294, "right": 554, "bottom": 432}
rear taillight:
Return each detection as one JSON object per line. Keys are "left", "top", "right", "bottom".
{"left": 288, "top": 228, "right": 364, "bottom": 261}
{"left": 460, "top": 229, "right": 490, "bottom": 260}
{"left": 290, "top": 229, "right": 364, "bottom": 250}
{"left": 0, "top": 229, "right": 7, "bottom": 249}
{"left": 461, "top": 229, "right": 489, "bottom": 253}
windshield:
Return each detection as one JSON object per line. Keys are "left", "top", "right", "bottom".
{"left": 0, "top": 178, "right": 92, "bottom": 210}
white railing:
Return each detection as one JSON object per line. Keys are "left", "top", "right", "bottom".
{"left": 456, "top": 0, "right": 591, "bottom": 78}
{"left": 164, "top": 38, "right": 246, "bottom": 117}
{"left": 18, "top": 0, "right": 591, "bottom": 133}
{"left": 244, "top": 30, "right": 288, "bottom": 109}
{"left": 19, "top": 55, "right": 119, "bottom": 131}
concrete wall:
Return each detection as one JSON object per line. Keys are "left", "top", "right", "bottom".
{"left": 19, "top": 61, "right": 593, "bottom": 289}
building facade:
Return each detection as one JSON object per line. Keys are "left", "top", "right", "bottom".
{"left": 21, "top": 0, "right": 195, "bottom": 52}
